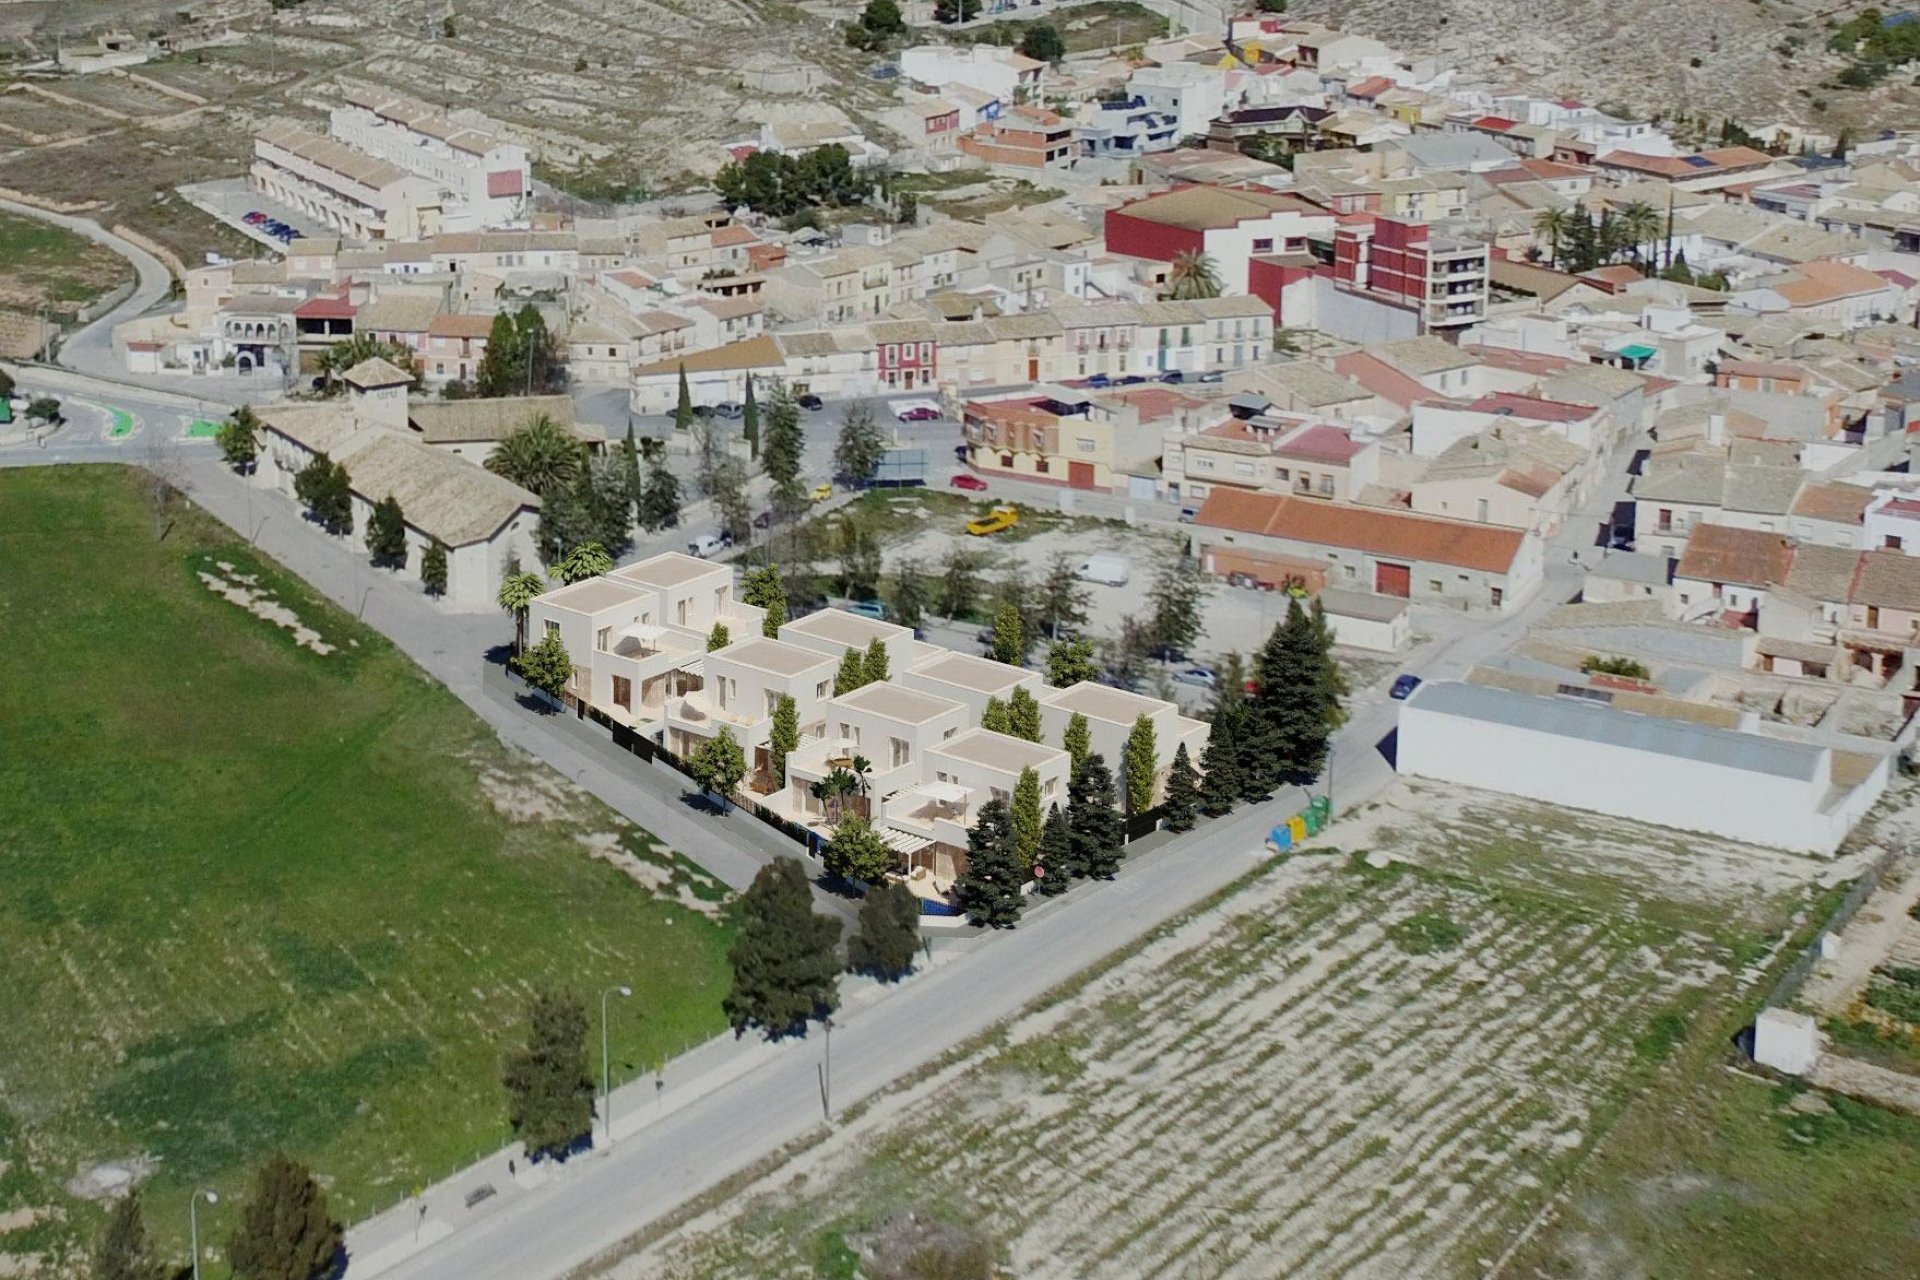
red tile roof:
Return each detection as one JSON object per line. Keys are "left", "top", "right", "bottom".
{"left": 1276, "top": 423, "right": 1364, "bottom": 464}
{"left": 1466, "top": 392, "right": 1595, "bottom": 424}
{"left": 294, "top": 295, "right": 356, "bottom": 320}
{"left": 1472, "top": 116, "right": 1518, "bottom": 132}
{"left": 1674, "top": 524, "right": 1792, "bottom": 588}
{"left": 1195, "top": 489, "right": 1527, "bottom": 574}
{"left": 1331, "top": 350, "right": 1428, "bottom": 409}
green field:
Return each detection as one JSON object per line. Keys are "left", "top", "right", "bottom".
{"left": 0, "top": 468, "right": 735, "bottom": 1273}
{"left": 0, "top": 209, "right": 132, "bottom": 316}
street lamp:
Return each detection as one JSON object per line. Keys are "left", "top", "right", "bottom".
{"left": 189, "top": 1189, "right": 219, "bottom": 1280}
{"left": 600, "top": 984, "right": 633, "bottom": 1145}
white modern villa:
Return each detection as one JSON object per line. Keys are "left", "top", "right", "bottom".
{"left": 526, "top": 553, "right": 1209, "bottom": 901}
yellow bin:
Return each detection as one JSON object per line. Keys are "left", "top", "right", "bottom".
{"left": 1287, "top": 814, "right": 1308, "bottom": 843}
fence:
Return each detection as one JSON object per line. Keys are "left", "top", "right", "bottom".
{"left": 1762, "top": 844, "right": 1901, "bottom": 1011}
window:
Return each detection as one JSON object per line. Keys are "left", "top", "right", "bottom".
{"left": 1274, "top": 466, "right": 1290, "bottom": 482}
{"left": 1319, "top": 475, "right": 1335, "bottom": 496}
{"left": 943, "top": 726, "right": 957, "bottom": 739}
{"left": 1234, "top": 461, "right": 1256, "bottom": 476}
{"left": 597, "top": 626, "right": 611, "bottom": 650}
{"left": 1430, "top": 580, "right": 1444, "bottom": 593}
{"left": 816, "top": 680, "right": 830, "bottom": 699}
{"left": 545, "top": 620, "right": 560, "bottom": 637}
{"left": 1077, "top": 437, "right": 1096, "bottom": 453}
{"left": 1889, "top": 535, "right": 1905, "bottom": 550}
{"left": 891, "top": 737, "right": 910, "bottom": 768}
{"left": 990, "top": 786, "right": 1010, "bottom": 807}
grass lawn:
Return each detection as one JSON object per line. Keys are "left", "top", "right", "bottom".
{"left": 0, "top": 209, "right": 131, "bottom": 316}
{"left": 0, "top": 468, "right": 735, "bottom": 1274}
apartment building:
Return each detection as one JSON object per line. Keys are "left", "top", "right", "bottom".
{"left": 330, "top": 90, "right": 531, "bottom": 231}
{"left": 252, "top": 121, "right": 441, "bottom": 242}
{"left": 1037, "top": 682, "right": 1210, "bottom": 807}
{"left": 1330, "top": 215, "right": 1489, "bottom": 331}
{"left": 959, "top": 105, "right": 1078, "bottom": 171}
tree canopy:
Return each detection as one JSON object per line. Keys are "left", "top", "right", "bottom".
{"left": 847, "top": 879, "right": 920, "bottom": 981}
{"left": 226, "top": 1153, "right": 342, "bottom": 1280}
{"left": 823, "top": 813, "right": 894, "bottom": 885}
{"left": 475, "top": 304, "right": 565, "bottom": 397}
{"left": 514, "top": 632, "right": 573, "bottom": 701}
{"left": 1068, "top": 754, "right": 1125, "bottom": 880}
{"left": 717, "top": 145, "right": 866, "bottom": 218}
{"left": 500, "top": 988, "right": 594, "bottom": 1159}
{"left": 725, "top": 859, "right": 841, "bottom": 1037}
{"left": 954, "top": 797, "right": 1025, "bottom": 928}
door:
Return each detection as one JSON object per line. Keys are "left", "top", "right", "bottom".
{"left": 1069, "top": 461, "right": 1096, "bottom": 489}
{"left": 1028, "top": 357, "right": 1039, "bottom": 380}
{"left": 612, "top": 675, "right": 632, "bottom": 711}
{"left": 1375, "top": 562, "right": 1411, "bottom": 597}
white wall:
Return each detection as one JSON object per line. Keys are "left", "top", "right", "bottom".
{"left": 1396, "top": 690, "right": 1877, "bottom": 854}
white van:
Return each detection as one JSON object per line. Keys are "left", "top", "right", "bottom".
{"left": 686, "top": 532, "right": 733, "bottom": 559}
{"left": 1074, "top": 554, "right": 1130, "bottom": 586}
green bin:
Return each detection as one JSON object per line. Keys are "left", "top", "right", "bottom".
{"left": 1306, "top": 795, "right": 1332, "bottom": 832}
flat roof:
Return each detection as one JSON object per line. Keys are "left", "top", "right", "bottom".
{"left": 610, "top": 552, "right": 724, "bottom": 591}
{"left": 538, "top": 577, "right": 649, "bottom": 614}
{"left": 932, "top": 727, "right": 1066, "bottom": 772}
{"left": 833, "top": 681, "right": 962, "bottom": 724}
{"left": 1406, "top": 681, "right": 1823, "bottom": 782}
{"left": 909, "top": 650, "right": 1032, "bottom": 694}
{"left": 712, "top": 637, "right": 836, "bottom": 678}
{"left": 1045, "top": 680, "right": 1167, "bottom": 725}
{"left": 784, "top": 609, "right": 908, "bottom": 648}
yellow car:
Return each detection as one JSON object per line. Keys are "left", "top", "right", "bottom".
{"left": 965, "top": 505, "right": 1020, "bottom": 537}
{"left": 811, "top": 483, "right": 833, "bottom": 503}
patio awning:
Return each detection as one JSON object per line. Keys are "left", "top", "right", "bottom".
{"left": 1616, "top": 343, "right": 1658, "bottom": 363}
{"left": 617, "top": 621, "right": 666, "bottom": 643}
{"left": 878, "top": 827, "right": 935, "bottom": 855}
{"left": 909, "top": 780, "right": 970, "bottom": 804}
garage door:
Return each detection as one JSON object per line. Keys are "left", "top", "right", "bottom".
{"left": 1068, "top": 460, "right": 1096, "bottom": 489}
{"left": 1374, "top": 562, "right": 1411, "bottom": 597}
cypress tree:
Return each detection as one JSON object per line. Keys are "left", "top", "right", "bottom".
{"left": 1062, "top": 710, "right": 1092, "bottom": 774}
{"left": 742, "top": 375, "right": 760, "bottom": 460}
{"left": 834, "top": 645, "right": 867, "bottom": 695}
{"left": 94, "top": 1193, "right": 163, "bottom": 1280}
{"left": 724, "top": 859, "right": 841, "bottom": 1038}
{"left": 674, "top": 365, "right": 693, "bottom": 433}
{"left": 847, "top": 879, "right": 920, "bottom": 981}
{"left": 708, "top": 621, "right": 731, "bottom": 651}
{"left": 1035, "top": 802, "right": 1072, "bottom": 895}
{"left": 954, "top": 797, "right": 1026, "bottom": 928}
{"left": 862, "top": 635, "right": 891, "bottom": 684}
{"left": 742, "top": 564, "right": 787, "bottom": 636}
{"left": 990, "top": 599, "right": 1024, "bottom": 666}
{"left": 1069, "top": 754, "right": 1125, "bottom": 880}
{"left": 226, "top": 1153, "right": 343, "bottom": 1280}
{"left": 365, "top": 492, "right": 407, "bottom": 566}
{"left": 980, "top": 694, "right": 1011, "bottom": 734}
{"left": 1006, "top": 685, "right": 1042, "bottom": 742}
{"left": 1011, "top": 765, "right": 1042, "bottom": 866}
{"left": 500, "top": 989, "right": 593, "bottom": 1158}
{"left": 1122, "top": 713, "right": 1158, "bottom": 814}
{"left": 1163, "top": 742, "right": 1199, "bottom": 832}
{"left": 420, "top": 540, "right": 448, "bottom": 597}
{"left": 1199, "top": 704, "right": 1243, "bottom": 816}
{"left": 769, "top": 693, "right": 799, "bottom": 787}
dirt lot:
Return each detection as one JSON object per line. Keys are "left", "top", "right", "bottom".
{"left": 0, "top": 207, "right": 131, "bottom": 318}
{"left": 608, "top": 779, "right": 1856, "bottom": 1279}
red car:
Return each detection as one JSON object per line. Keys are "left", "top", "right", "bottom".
{"left": 950, "top": 474, "right": 988, "bottom": 492}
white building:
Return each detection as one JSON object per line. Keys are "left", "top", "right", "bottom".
{"left": 900, "top": 44, "right": 1047, "bottom": 102}
{"left": 1396, "top": 681, "right": 1890, "bottom": 855}
{"left": 329, "top": 90, "right": 531, "bottom": 231}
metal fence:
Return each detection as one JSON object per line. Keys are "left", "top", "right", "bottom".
{"left": 1762, "top": 844, "right": 1901, "bottom": 1011}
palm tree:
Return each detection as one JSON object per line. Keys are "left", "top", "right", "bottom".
{"left": 1614, "top": 200, "right": 1663, "bottom": 269}
{"left": 1164, "top": 250, "right": 1223, "bottom": 300}
{"left": 1533, "top": 208, "right": 1575, "bottom": 269}
{"left": 485, "top": 413, "right": 583, "bottom": 496}
{"left": 497, "top": 571, "right": 547, "bottom": 653}
{"left": 315, "top": 333, "right": 415, "bottom": 391}
{"left": 552, "top": 541, "right": 612, "bottom": 585}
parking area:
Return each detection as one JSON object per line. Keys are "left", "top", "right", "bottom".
{"left": 176, "top": 178, "right": 340, "bottom": 255}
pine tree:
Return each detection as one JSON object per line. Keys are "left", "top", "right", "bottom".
{"left": 742, "top": 376, "right": 760, "bottom": 460}
{"left": 226, "top": 1153, "right": 343, "bottom": 1280}
{"left": 1163, "top": 742, "right": 1199, "bottom": 832}
{"left": 1006, "top": 685, "right": 1042, "bottom": 742}
{"left": 980, "top": 695, "right": 1011, "bottom": 734}
{"left": 834, "top": 401, "right": 888, "bottom": 487}
{"left": 638, "top": 457, "right": 682, "bottom": 532}
{"left": 889, "top": 557, "right": 929, "bottom": 631}
{"left": 708, "top": 621, "right": 731, "bottom": 651}
{"left": 94, "top": 1193, "right": 163, "bottom": 1280}
{"left": 500, "top": 989, "right": 594, "bottom": 1159}
{"left": 1068, "top": 754, "right": 1125, "bottom": 880}
{"left": 1034, "top": 802, "right": 1073, "bottom": 895}
{"left": 420, "top": 541, "right": 448, "bottom": 597}
{"left": 742, "top": 564, "right": 787, "bottom": 636}
{"left": 953, "top": 798, "right": 1026, "bottom": 928}
{"left": 1045, "top": 636, "right": 1099, "bottom": 687}
{"left": 1198, "top": 706, "right": 1241, "bottom": 816}
{"left": 1251, "top": 599, "right": 1339, "bottom": 787}
{"left": 990, "top": 599, "right": 1024, "bottom": 666}
{"left": 769, "top": 694, "right": 799, "bottom": 787}
{"left": 847, "top": 879, "right": 920, "bottom": 981}
{"left": 823, "top": 813, "right": 894, "bottom": 884}
{"left": 1122, "top": 714, "right": 1159, "bottom": 815}
{"left": 1010, "top": 765, "right": 1042, "bottom": 867}
{"left": 1063, "top": 711, "right": 1092, "bottom": 775}
{"left": 862, "top": 635, "right": 891, "bottom": 684}
{"left": 365, "top": 492, "right": 407, "bottom": 567}
{"left": 834, "top": 645, "right": 867, "bottom": 695}
{"left": 724, "top": 858, "right": 841, "bottom": 1037}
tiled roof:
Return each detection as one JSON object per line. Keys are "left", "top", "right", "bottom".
{"left": 1674, "top": 524, "right": 1792, "bottom": 589}
{"left": 1790, "top": 481, "right": 1874, "bottom": 525}
{"left": 1195, "top": 489, "right": 1526, "bottom": 574}
{"left": 1852, "top": 549, "right": 1920, "bottom": 610}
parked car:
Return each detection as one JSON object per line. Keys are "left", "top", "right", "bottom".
{"left": 965, "top": 506, "right": 1020, "bottom": 536}
{"left": 243, "top": 211, "right": 266, "bottom": 225}
{"left": 1172, "top": 666, "right": 1218, "bottom": 689}
{"left": 1195, "top": 371, "right": 1225, "bottom": 383}
{"left": 953, "top": 444, "right": 969, "bottom": 463}
{"left": 897, "top": 405, "right": 941, "bottom": 422}
{"left": 1389, "top": 674, "right": 1423, "bottom": 700}
{"left": 812, "top": 482, "right": 833, "bottom": 502}
{"left": 1159, "top": 369, "right": 1186, "bottom": 384}
{"left": 797, "top": 393, "right": 824, "bottom": 411}
{"left": 950, "top": 473, "right": 989, "bottom": 492}
{"left": 845, "top": 599, "right": 889, "bottom": 621}
{"left": 1085, "top": 373, "right": 1111, "bottom": 389}
{"left": 1178, "top": 505, "right": 1199, "bottom": 524}
{"left": 1150, "top": 644, "right": 1187, "bottom": 664}
{"left": 713, "top": 402, "right": 745, "bottom": 419}
{"left": 753, "top": 510, "right": 777, "bottom": 530}
{"left": 686, "top": 531, "right": 733, "bottom": 558}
